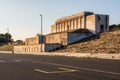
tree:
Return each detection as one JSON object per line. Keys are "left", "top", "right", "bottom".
{"left": 15, "top": 40, "right": 24, "bottom": 44}
{"left": 109, "top": 24, "right": 120, "bottom": 31}
{"left": 4, "top": 33, "right": 12, "bottom": 43}
{"left": 0, "top": 34, "right": 6, "bottom": 43}
{"left": 0, "top": 33, "right": 13, "bottom": 44}
{"left": 117, "top": 24, "right": 120, "bottom": 28}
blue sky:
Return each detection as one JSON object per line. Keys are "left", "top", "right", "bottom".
{"left": 0, "top": 0, "right": 119, "bottom": 40}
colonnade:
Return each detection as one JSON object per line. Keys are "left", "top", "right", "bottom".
{"left": 55, "top": 16, "right": 86, "bottom": 33}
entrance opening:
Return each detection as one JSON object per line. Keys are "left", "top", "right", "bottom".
{"left": 100, "top": 25, "right": 104, "bottom": 33}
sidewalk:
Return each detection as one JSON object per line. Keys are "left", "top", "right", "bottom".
{"left": 13, "top": 52, "right": 120, "bottom": 60}
{"left": 0, "top": 51, "right": 120, "bottom": 60}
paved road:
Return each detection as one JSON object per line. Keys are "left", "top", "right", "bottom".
{"left": 0, "top": 53, "right": 120, "bottom": 80}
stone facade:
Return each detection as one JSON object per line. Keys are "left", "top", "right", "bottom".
{"left": 14, "top": 34, "right": 47, "bottom": 53}
{"left": 14, "top": 44, "right": 45, "bottom": 53}
{"left": 14, "top": 43, "right": 61, "bottom": 53}
{"left": 51, "top": 11, "right": 109, "bottom": 34}
{"left": 14, "top": 11, "right": 109, "bottom": 53}
{"left": 46, "top": 32, "right": 68, "bottom": 46}
{"left": 46, "top": 29, "right": 93, "bottom": 46}
{"left": 14, "top": 34, "right": 62, "bottom": 53}
{"left": 25, "top": 34, "right": 45, "bottom": 45}
{"left": 47, "top": 11, "right": 109, "bottom": 46}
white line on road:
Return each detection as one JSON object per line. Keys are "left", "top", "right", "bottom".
{"left": 35, "top": 69, "right": 49, "bottom": 74}
{"left": 34, "top": 67, "right": 77, "bottom": 74}
{"left": 0, "top": 59, "right": 22, "bottom": 63}
{"left": 25, "top": 59, "right": 120, "bottom": 75}
{"left": 0, "top": 60, "right": 6, "bottom": 63}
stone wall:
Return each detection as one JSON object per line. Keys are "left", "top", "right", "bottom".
{"left": 45, "top": 43, "right": 62, "bottom": 52}
{"left": 25, "top": 34, "right": 45, "bottom": 45}
{"left": 46, "top": 29, "right": 93, "bottom": 46}
{"left": 51, "top": 25, "right": 56, "bottom": 33}
{"left": 86, "top": 15, "right": 96, "bottom": 34}
{"left": 46, "top": 32, "right": 68, "bottom": 46}
{"left": 25, "top": 36, "right": 39, "bottom": 45}
{"left": 68, "top": 29, "right": 93, "bottom": 45}
{"left": 95, "top": 14, "right": 109, "bottom": 34}
{"left": 14, "top": 44, "right": 62, "bottom": 53}
{"left": 14, "top": 44, "right": 45, "bottom": 53}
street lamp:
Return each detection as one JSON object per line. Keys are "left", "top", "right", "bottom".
{"left": 40, "top": 14, "right": 43, "bottom": 52}
{"left": 7, "top": 28, "right": 9, "bottom": 44}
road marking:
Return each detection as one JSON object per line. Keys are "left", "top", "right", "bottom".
{"left": 0, "top": 59, "right": 22, "bottom": 63}
{"left": 25, "top": 59, "right": 120, "bottom": 75}
{"left": 0, "top": 60, "right": 6, "bottom": 63}
{"left": 35, "top": 69, "right": 49, "bottom": 73}
{"left": 14, "top": 60, "right": 22, "bottom": 62}
{"left": 3, "top": 57, "right": 120, "bottom": 75}
{"left": 34, "top": 67, "right": 77, "bottom": 74}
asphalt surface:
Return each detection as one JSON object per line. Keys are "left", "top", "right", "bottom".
{"left": 0, "top": 53, "right": 120, "bottom": 80}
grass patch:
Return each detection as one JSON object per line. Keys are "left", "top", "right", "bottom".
{"left": 0, "top": 44, "right": 18, "bottom": 51}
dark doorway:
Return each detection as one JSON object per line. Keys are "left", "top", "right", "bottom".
{"left": 100, "top": 25, "right": 104, "bottom": 33}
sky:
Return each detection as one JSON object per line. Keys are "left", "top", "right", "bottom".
{"left": 0, "top": 0, "right": 120, "bottom": 41}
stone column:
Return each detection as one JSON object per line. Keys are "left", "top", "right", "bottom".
{"left": 65, "top": 21, "right": 67, "bottom": 31}
{"left": 67, "top": 21, "right": 69, "bottom": 31}
{"left": 58, "top": 23, "right": 60, "bottom": 32}
{"left": 64, "top": 22, "right": 65, "bottom": 31}
{"left": 73, "top": 19, "right": 75, "bottom": 30}
{"left": 61, "top": 22, "right": 64, "bottom": 32}
{"left": 81, "top": 16, "right": 84, "bottom": 29}
{"left": 74, "top": 19, "right": 77, "bottom": 29}
{"left": 71, "top": 19, "right": 74, "bottom": 30}
{"left": 76, "top": 18, "right": 78, "bottom": 29}
{"left": 70, "top": 20, "right": 71, "bottom": 30}
{"left": 84, "top": 15, "right": 86, "bottom": 29}
{"left": 62, "top": 22, "right": 64, "bottom": 31}
{"left": 57, "top": 23, "right": 61, "bottom": 32}
{"left": 67, "top": 25, "right": 69, "bottom": 32}
{"left": 78, "top": 17, "right": 80, "bottom": 29}
{"left": 56, "top": 24, "right": 58, "bottom": 32}
{"left": 64, "top": 21, "right": 67, "bottom": 31}
{"left": 77, "top": 18, "right": 78, "bottom": 29}
{"left": 59, "top": 22, "right": 62, "bottom": 32}
{"left": 61, "top": 22, "right": 63, "bottom": 32}
{"left": 56, "top": 23, "right": 59, "bottom": 32}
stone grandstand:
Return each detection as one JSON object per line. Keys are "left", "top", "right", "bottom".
{"left": 14, "top": 11, "right": 109, "bottom": 54}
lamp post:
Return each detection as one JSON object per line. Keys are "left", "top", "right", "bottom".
{"left": 7, "top": 28, "right": 9, "bottom": 44}
{"left": 40, "top": 14, "right": 43, "bottom": 52}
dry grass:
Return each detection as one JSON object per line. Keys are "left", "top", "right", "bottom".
{"left": 0, "top": 44, "right": 18, "bottom": 51}
{"left": 57, "top": 30, "right": 120, "bottom": 53}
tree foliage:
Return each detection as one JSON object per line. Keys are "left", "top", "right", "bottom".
{"left": 0, "top": 33, "right": 13, "bottom": 44}
{"left": 109, "top": 24, "right": 120, "bottom": 31}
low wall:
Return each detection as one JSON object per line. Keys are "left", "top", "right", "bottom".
{"left": 45, "top": 43, "right": 62, "bottom": 52}
{"left": 36, "top": 52, "right": 120, "bottom": 60}
{"left": 0, "top": 51, "right": 12, "bottom": 54}
{"left": 14, "top": 44, "right": 45, "bottom": 53}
